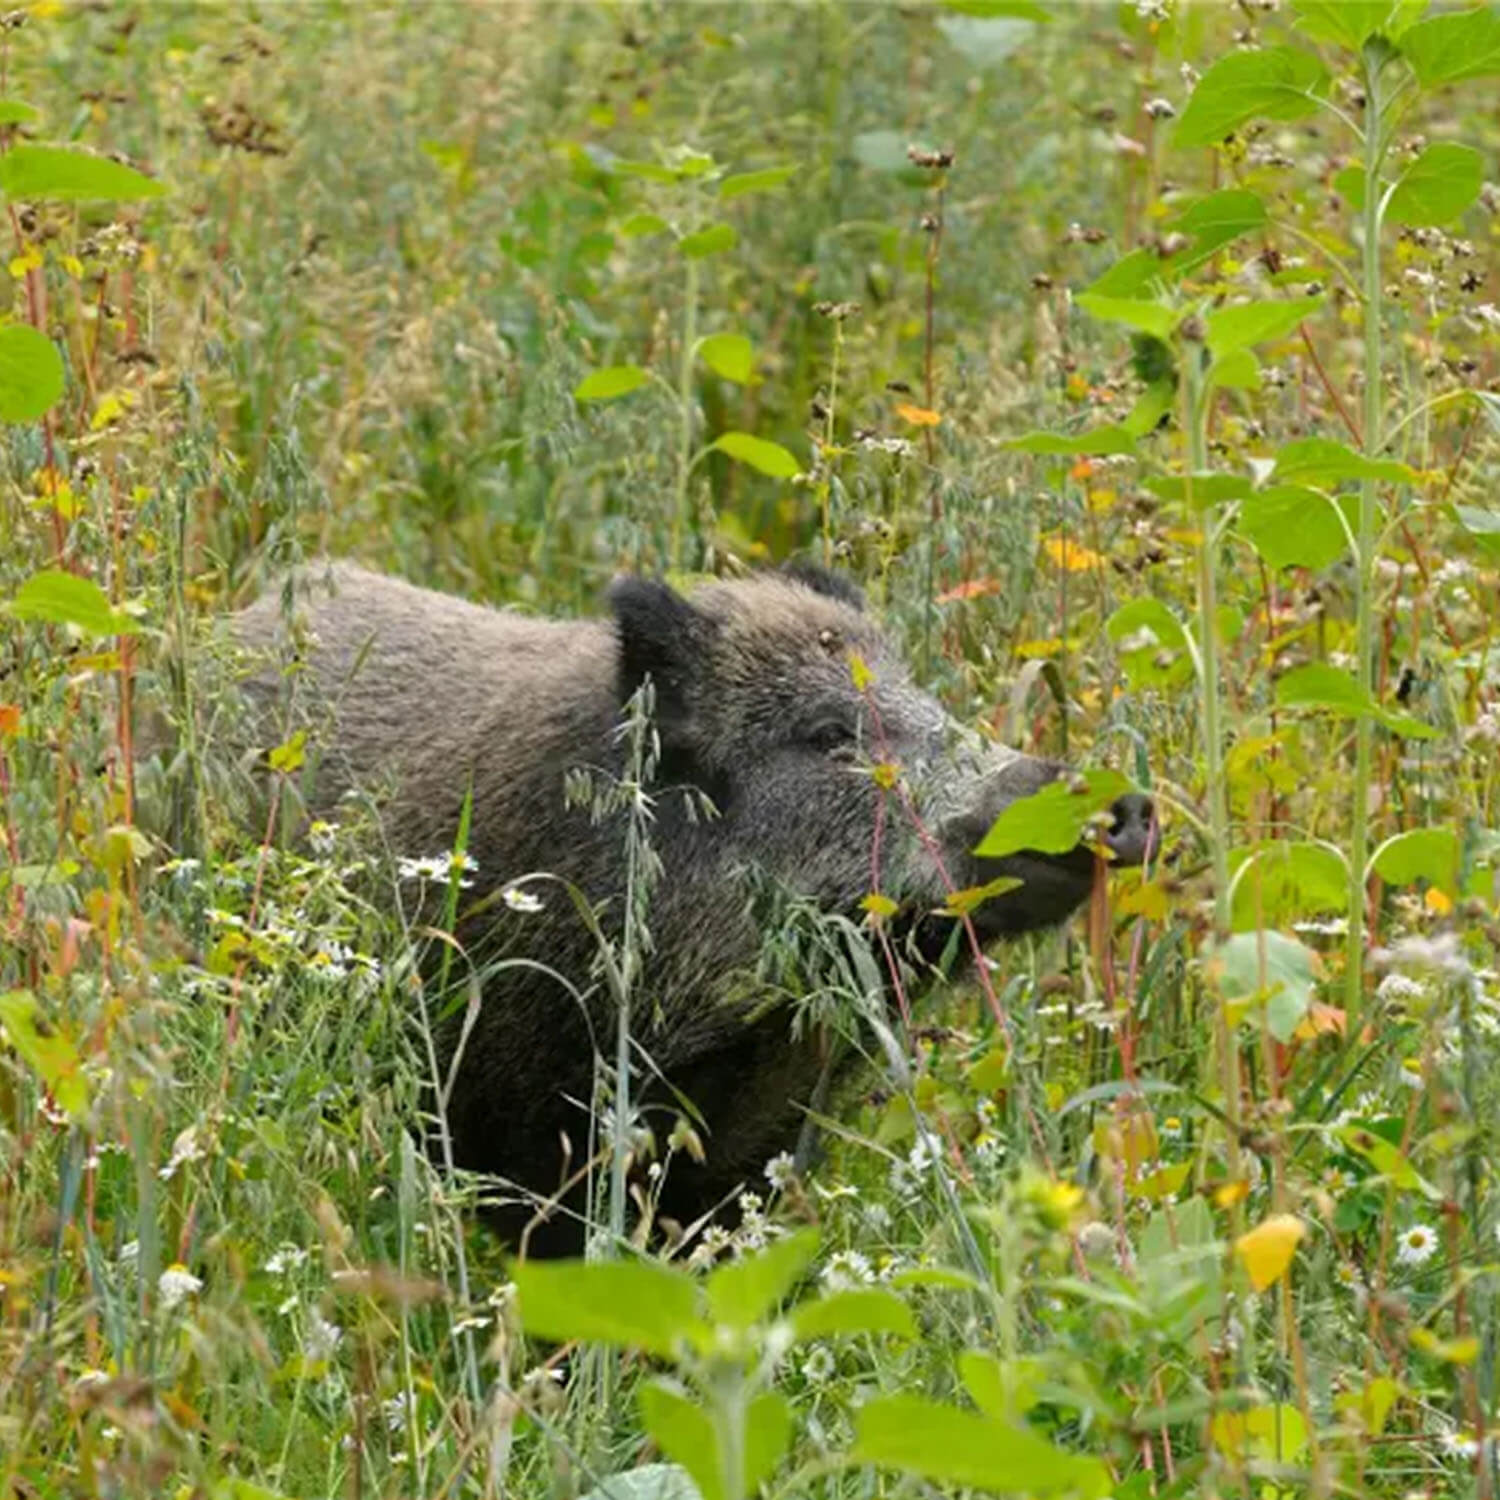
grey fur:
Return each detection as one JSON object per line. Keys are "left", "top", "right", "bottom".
{"left": 228, "top": 562, "right": 1147, "bottom": 1253}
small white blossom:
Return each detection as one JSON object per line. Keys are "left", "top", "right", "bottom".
{"left": 384, "top": 1392, "right": 412, "bottom": 1433}
{"left": 1396, "top": 1223, "right": 1438, "bottom": 1267}
{"left": 1377, "top": 973, "right": 1426, "bottom": 1005}
{"left": 801, "top": 1344, "right": 836, "bottom": 1384}
{"left": 304, "top": 1309, "right": 343, "bottom": 1362}
{"left": 1441, "top": 1430, "right": 1480, "bottom": 1461}
{"left": 159, "top": 1126, "right": 206, "bottom": 1182}
{"left": 158, "top": 1264, "right": 202, "bottom": 1310}
{"left": 822, "top": 1249, "right": 874, "bottom": 1290}
{"left": 764, "top": 1151, "right": 796, "bottom": 1191}
{"left": 308, "top": 820, "right": 338, "bottom": 856}
{"left": 1397, "top": 1057, "right": 1425, "bottom": 1091}
{"left": 502, "top": 885, "right": 545, "bottom": 913}
{"left": 265, "top": 1245, "right": 309, "bottom": 1276}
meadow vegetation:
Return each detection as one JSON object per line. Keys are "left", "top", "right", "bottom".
{"left": 2, "top": 2, "right": 1500, "bottom": 1497}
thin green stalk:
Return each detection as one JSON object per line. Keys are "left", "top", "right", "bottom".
{"left": 672, "top": 256, "right": 701, "bottom": 570}
{"left": 1347, "top": 45, "right": 1388, "bottom": 1029}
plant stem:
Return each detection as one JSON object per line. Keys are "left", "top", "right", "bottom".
{"left": 1347, "top": 46, "right": 1387, "bottom": 1030}
{"left": 672, "top": 256, "right": 701, "bottom": 570}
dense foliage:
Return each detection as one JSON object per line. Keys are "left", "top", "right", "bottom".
{"left": 2, "top": 3, "right": 1499, "bottom": 1497}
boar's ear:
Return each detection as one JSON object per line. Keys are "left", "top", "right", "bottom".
{"left": 780, "top": 558, "right": 865, "bottom": 612}
{"left": 608, "top": 576, "right": 714, "bottom": 742}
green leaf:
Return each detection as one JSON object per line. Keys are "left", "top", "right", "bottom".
{"left": 1238, "top": 485, "right": 1354, "bottom": 570}
{"left": 514, "top": 1259, "right": 702, "bottom": 1357}
{"left": 1370, "top": 827, "right": 1459, "bottom": 894}
{"left": 579, "top": 1466, "right": 702, "bottom": 1500}
{"left": 1075, "top": 294, "right": 1180, "bottom": 342}
{"left": 1336, "top": 1125, "right": 1439, "bottom": 1198}
{"left": 936, "top": 14, "right": 1037, "bottom": 65}
{"left": 1385, "top": 143, "right": 1483, "bottom": 226}
{"left": 1454, "top": 503, "right": 1500, "bottom": 558}
{"left": 0, "top": 145, "right": 167, "bottom": 202}
{"left": 959, "top": 1351, "right": 1046, "bottom": 1418}
{"left": 1209, "top": 930, "right": 1318, "bottom": 1042}
{"left": 973, "top": 770, "right": 1136, "bottom": 859}
{"left": 1122, "top": 380, "right": 1174, "bottom": 439}
{"left": 7, "top": 569, "right": 136, "bottom": 636}
{"left": 710, "top": 431, "right": 801, "bottom": 478}
{"left": 853, "top": 1397, "right": 1110, "bottom": 1497}
{"left": 1174, "top": 47, "right": 1329, "bottom": 148}
{"left": 0, "top": 990, "right": 90, "bottom": 1119}
{"left": 1107, "top": 597, "right": 1192, "bottom": 690}
{"left": 619, "top": 212, "right": 670, "bottom": 238}
{"left": 1207, "top": 348, "right": 1262, "bottom": 391}
{"left": 639, "top": 1385, "right": 722, "bottom": 1500}
{"left": 705, "top": 1228, "right": 817, "bottom": 1329}
{"left": 1270, "top": 437, "right": 1417, "bottom": 486}
{"left": 790, "top": 1287, "right": 916, "bottom": 1342}
{"left": 1205, "top": 296, "right": 1324, "bottom": 358}
{"left": 574, "top": 365, "right": 650, "bottom": 402}
{"left": 940, "top": 0, "right": 1052, "bottom": 20}
{"left": 718, "top": 166, "right": 794, "bottom": 200}
{"left": 678, "top": 223, "right": 737, "bottom": 259}
{"left": 1003, "top": 425, "right": 1138, "bottom": 457}
{"left": 1228, "top": 842, "right": 1347, "bottom": 931}
{"left": 0, "top": 323, "right": 64, "bottom": 422}
{"left": 742, "top": 1392, "right": 792, "bottom": 1497}
{"left": 696, "top": 332, "right": 754, "bottom": 384}
{"left": 0, "top": 99, "right": 38, "bottom": 125}
{"left": 1275, "top": 662, "right": 1436, "bottom": 738}
{"left": 1085, "top": 248, "right": 1164, "bottom": 299}
{"left": 1144, "top": 473, "right": 1252, "bottom": 508}
{"left": 1402, "top": 4, "right": 1500, "bottom": 85}
{"left": 1291, "top": 1, "right": 1425, "bottom": 49}
{"left": 1167, "top": 188, "right": 1269, "bottom": 275}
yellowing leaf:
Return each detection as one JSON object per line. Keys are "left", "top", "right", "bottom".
{"left": 1214, "top": 1179, "right": 1250, "bottom": 1209}
{"left": 1042, "top": 535, "right": 1104, "bottom": 572}
{"left": 1409, "top": 1328, "right": 1479, "bottom": 1364}
{"left": 1235, "top": 1213, "right": 1305, "bottom": 1291}
{"left": 267, "top": 730, "right": 307, "bottom": 774}
{"left": 848, "top": 652, "right": 873, "bottom": 691}
{"left": 8, "top": 245, "right": 41, "bottom": 277}
{"left": 861, "top": 892, "right": 899, "bottom": 921}
{"left": 894, "top": 403, "right": 941, "bottom": 427}
{"left": 1133, "top": 1161, "right": 1191, "bottom": 1202}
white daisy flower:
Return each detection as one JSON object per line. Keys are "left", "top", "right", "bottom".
{"left": 304, "top": 1309, "right": 342, "bottom": 1362}
{"left": 801, "top": 1345, "right": 836, "bottom": 1384}
{"left": 502, "top": 885, "right": 544, "bottom": 913}
{"left": 764, "top": 1151, "right": 796, "bottom": 1191}
{"left": 157, "top": 1264, "right": 202, "bottom": 1310}
{"left": 1396, "top": 1223, "right": 1438, "bottom": 1267}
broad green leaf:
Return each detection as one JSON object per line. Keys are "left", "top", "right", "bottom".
{"left": 1122, "top": 379, "right": 1174, "bottom": 438}
{"left": 1270, "top": 437, "right": 1416, "bottom": 486}
{"left": 1207, "top": 348, "right": 1261, "bottom": 391}
{"left": 790, "top": 1287, "right": 916, "bottom": 1342}
{"left": 959, "top": 1351, "right": 1046, "bottom": 1418}
{"left": 0, "top": 99, "right": 38, "bottom": 125}
{"left": 1107, "top": 597, "right": 1192, "bottom": 690}
{"left": 1075, "top": 294, "right": 1180, "bottom": 342}
{"left": 574, "top": 365, "right": 650, "bottom": 402}
{"left": 936, "top": 14, "right": 1036, "bottom": 65}
{"left": 0, "top": 989, "right": 90, "bottom": 1119}
{"left": 718, "top": 166, "right": 794, "bottom": 199}
{"left": 1402, "top": 5, "right": 1500, "bottom": 85}
{"left": 1291, "top": 0, "right": 1425, "bottom": 49}
{"left": 941, "top": 0, "right": 1052, "bottom": 16}
{"left": 1167, "top": 188, "right": 1268, "bottom": 275}
{"left": 1144, "top": 473, "right": 1252, "bottom": 508}
{"left": 1085, "top": 248, "right": 1163, "bottom": 298}
{"left": 0, "top": 323, "right": 64, "bottom": 422}
{"left": 7, "top": 569, "right": 136, "bottom": 636}
{"left": 1209, "top": 930, "right": 1318, "bottom": 1041}
{"left": 973, "top": 770, "right": 1136, "bottom": 859}
{"left": 579, "top": 1466, "right": 702, "bottom": 1500}
{"left": 1174, "top": 47, "right": 1329, "bottom": 148}
{"left": 1229, "top": 841, "right": 1346, "bottom": 930}
{"left": 1205, "top": 296, "right": 1324, "bottom": 358}
{"left": 639, "top": 1385, "right": 721, "bottom": 1500}
{"left": 696, "top": 332, "right": 754, "bottom": 384}
{"left": 619, "top": 212, "right": 670, "bottom": 238}
{"left": 1275, "top": 662, "right": 1436, "bottom": 737}
{"left": 514, "top": 1259, "right": 702, "bottom": 1357}
{"left": 613, "top": 159, "right": 681, "bottom": 183}
{"left": 0, "top": 145, "right": 166, "bottom": 202}
{"left": 1003, "top": 425, "right": 1137, "bottom": 457}
{"left": 853, "top": 1397, "right": 1110, "bottom": 1497}
{"left": 1454, "top": 504, "right": 1500, "bottom": 558}
{"left": 705, "top": 1228, "right": 817, "bottom": 1329}
{"left": 1370, "top": 826, "right": 1458, "bottom": 894}
{"left": 742, "top": 1392, "right": 792, "bottom": 1497}
{"left": 1385, "top": 143, "right": 1483, "bottom": 226}
{"left": 678, "top": 222, "right": 737, "bottom": 258}
{"left": 1238, "top": 485, "right": 1354, "bottom": 570}
{"left": 851, "top": 129, "right": 930, "bottom": 179}
{"left": 711, "top": 431, "right": 801, "bottom": 478}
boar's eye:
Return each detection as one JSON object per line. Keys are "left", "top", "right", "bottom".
{"left": 803, "top": 719, "right": 858, "bottom": 755}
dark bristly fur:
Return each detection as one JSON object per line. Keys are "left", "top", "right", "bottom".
{"left": 228, "top": 561, "right": 1150, "bottom": 1254}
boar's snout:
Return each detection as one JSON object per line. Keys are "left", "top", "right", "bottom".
{"left": 938, "top": 761, "right": 1156, "bottom": 935}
